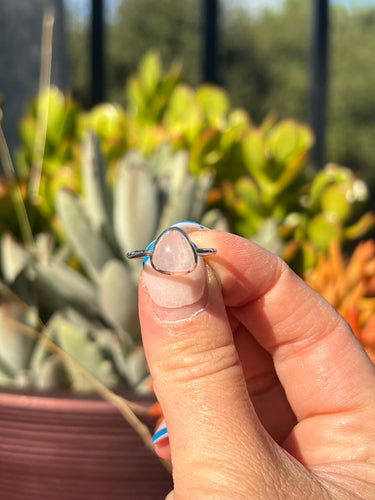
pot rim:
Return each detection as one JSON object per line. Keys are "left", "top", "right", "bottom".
{"left": 0, "top": 388, "right": 155, "bottom": 413}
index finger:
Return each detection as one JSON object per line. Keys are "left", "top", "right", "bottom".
{"left": 191, "top": 230, "right": 375, "bottom": 421}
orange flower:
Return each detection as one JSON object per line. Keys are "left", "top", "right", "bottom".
{"left": 304, "top": 239, "right": 375, "bottom": 360}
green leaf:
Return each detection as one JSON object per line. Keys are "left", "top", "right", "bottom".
{"left": 40, "top": 86, "right": 66, "bottom": 145}
{"left": 99, "top": 259, "right": 139, "bottom": 341}
{"left": 81, "top": 133, "right": 120, "bottom": 254}
{"left": 139, "top": 50, "right": 162, "bottom": 97}
{"left": 56, "top": 189, "right": 115, "bottom": 280}
{"left": 1, "top": 233, "right": 28, "bottom": 282}
{"left": 344, "top": 212, "right": 375, "bottom": 240}
{"left": 190, "top": 129, "right": 222, "bottom": 175}
{"left": 113, "top": 152, "right": 159, "bottom": 255}
{"left": 96, "top": 330, "right": 147, "bottom": 388}
{"left": 121, "top": 345, "right": 149, "bottom": 388}
{"left": 32, "top": 259, "right": 98, "bottom": 318}
{"left": 267, "top": 120, "right": 312, "bottom": 167}
{"left": 164, "top": 84, "right": 203, "bottom": 143}
{"left": 190, "top": 171, "right": 215, "bottom": 222}
{"left": 54, "top": 315, "right": 118, "bottom": 391}
{"left": 157, "top": 150, "right": 196, "bottom": 229}
{"left": 242, "top": 130, "right": 272, "bottom": 192}
{"left": 200, "top": 209, "right": 230, "bottom": 231}
{"left": 196, "top": 85, "right": 230, "bottom": 128}
{"left": 86, "top": 103, "right": 126, "bottom": 141}
{"left": 242, "top": 130, "right": 266, "bottom": 174}
{"left": 82, "top": 132, "right": 113, "bottom": 230}
{"left": 0, "top": 302, "right": 35, "bottom": 374}
{"left": 19, "top": 116, "right": 36, "bottom": 151}
{"left": 126, "top": 76, "right": 144, "bottom": 117}
{"left": 321, "top": 184, "right": 352, "bottom": 222}
{"left": 307, "top": 213, "right": 342, "bottom": 251}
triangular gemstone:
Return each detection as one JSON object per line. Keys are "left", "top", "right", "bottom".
{"left": 151, "top": 228, "right": 197, "bottom": 274}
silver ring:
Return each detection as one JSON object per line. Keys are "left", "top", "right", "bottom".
{"left": 126, "top": 226, "right": 216, "bottom": 275}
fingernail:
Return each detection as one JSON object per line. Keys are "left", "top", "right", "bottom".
{"left": 144, "top": 255, "right": 206, "bottom": 307}
{"left": 152, "top": 419, "right": 169, "bottom": 445}
{"left": 143, "top": 231, "right": 207, "bottom": 319}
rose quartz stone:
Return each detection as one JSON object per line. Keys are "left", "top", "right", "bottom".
{"left": 152, "top": 228, "right": 196, "bottom": 274}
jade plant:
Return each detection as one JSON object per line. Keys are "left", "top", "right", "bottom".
{"left": 280, "top": 163, "right": 375, "bottom": 269}
{"left": 12, "top": 50, "right": 375, "bottom": 273}
{"left": 223, "top": 122, "right": 375, "bottom": 269}
{"left": 0, "top": 134, "right": 225, "bottom": 391}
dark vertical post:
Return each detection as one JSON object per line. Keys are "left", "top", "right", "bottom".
{"left": 202, "top": 0, "right": 218, "bottom": 83}
{"left": 309, "top": 0, "right": 329, "bottom": 168}
{"left": 91, "top": 0, "right": 104, "bottom": 105}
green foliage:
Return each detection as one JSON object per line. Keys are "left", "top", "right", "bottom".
{"left": 220, "top": 0, "right": 375, "bottom": 192}
{"left": 13, "top": 51, "right": 375, "bottom": 271}
{"left": 17, "top": 86, "right": 80, "bottom": 174}
{"left": 2, "top": 46, "right": 374, "bottom": 393}
{"left": 224, "top": 118, "right": 314, "bottom": 237}
{"left": 280, "top": 164, "right": 375, "bottom": 270}
{"left": 0, "top": 134, "right": 223, "bottom": 391}
{"left": 13, "top": 53, "right": 241, "bottom": 229}
{"left": 66, "top": 0, "right": 375, "bottom": 196}
{"left": 216, "top": 118, "right": 374, "bottom": 270}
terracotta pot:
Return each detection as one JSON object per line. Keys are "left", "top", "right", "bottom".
{"left": 0, "top": 391, "right": 172, "bottom": 500}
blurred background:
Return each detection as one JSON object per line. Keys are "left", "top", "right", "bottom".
{"left": 1, "top": 0, "right": 375, "bottom": 187}
{"left": 2, "top": 0, "right": 375, "bottom": 398}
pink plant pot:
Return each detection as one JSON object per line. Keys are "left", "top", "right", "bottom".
{"left": 0, "top": 391, "right": 172, "bottom": 500}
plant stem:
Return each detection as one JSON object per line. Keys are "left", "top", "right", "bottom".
{"left": 28, "top": 8, "right": 54, "bottom": 205}
{"left": 0, "top": 120, "right": 34, "bottom": 245}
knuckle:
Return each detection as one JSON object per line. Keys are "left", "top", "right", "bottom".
{"left": 157, "top": 337, "right": 241, "bottom": 385}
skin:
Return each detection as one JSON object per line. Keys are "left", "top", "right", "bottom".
{"left": 138, "top": 229, "right": 375, "bottom": 500}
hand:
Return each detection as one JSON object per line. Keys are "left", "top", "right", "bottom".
{"left": 138, "top": 224, "right": 375, "bottom": 499}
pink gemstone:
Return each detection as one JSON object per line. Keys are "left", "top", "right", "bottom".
{"left": 152, "top": 228, "right": 196, "bottom": 274}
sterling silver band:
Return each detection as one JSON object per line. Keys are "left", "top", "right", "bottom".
{"left": 126, "top": 226, "right": 216, "bottom": 275}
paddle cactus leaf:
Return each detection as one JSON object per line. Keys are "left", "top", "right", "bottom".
{"left": 120, "top": 345, "right": 149, "bottom": 388}
{"left": 56, "top": 189, "right": 114, "bottom": 280}
{"left": 32, "top": 259, "right": 98, "bottom": 317}
{"left": 95, "top": 329, "right": 147, "bottom": 388}
{"left": 99, "top": 259, "right": 139, "bottom": 341}
{"left": 1, "top": 233, "right": 28, "bottom": 282}
{"left": 81, "top": 132, "right": 113, "bottom": 232}
{"left": 113, "top": 152, "right": 159, "bottom": 255}
{"left": 0, "top": 302, "right": 35, "bottom": 374}
{"left": 0, "top": 139, "right": 222, "bottom": 392}
{"left": 55, "top": 315, "right": 118, "bottom": 391}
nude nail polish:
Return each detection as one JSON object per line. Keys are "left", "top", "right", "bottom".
{"left": 142, "top": 229, "right": 207, "bottom": 317}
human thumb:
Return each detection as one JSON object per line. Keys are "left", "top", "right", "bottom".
{"left": 138, "top": 225, "right": 276, "bottom": 499}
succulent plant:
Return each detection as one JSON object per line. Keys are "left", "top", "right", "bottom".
{"left": 304, "top": 238, "right": 375, "bottom": 364}
{"left": 281, "top": 164, "right": 375, "bottom": 270}
{"left": 0, "top": 134, "right": 226, "bottom": 392}
{"left": 13, "top": 52, "right": 374, "bottom": 279}
{"left": 16, "top": 86, "right": 80, "bottom": 177}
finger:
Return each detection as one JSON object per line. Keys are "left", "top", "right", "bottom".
{"left": 191, "top": 231, "right": 375, "bottom": 421}
{"left": 234, "top": 323, "right": 297, "bottom": 443}
{"left": 138, "top": 226, "right": 281, "bottom": 497}
{"left": 153, "top": 309, "right": 296, "bottom": 458}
